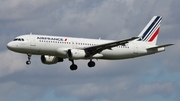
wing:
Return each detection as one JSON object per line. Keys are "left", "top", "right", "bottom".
{"left": 84, "top": 37, "right": 139, "bottom": 57}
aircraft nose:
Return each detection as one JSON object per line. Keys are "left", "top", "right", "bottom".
{"left": 7, "top": 42, "right": 16, "bottom": 50}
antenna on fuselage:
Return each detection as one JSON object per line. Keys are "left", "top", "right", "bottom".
{"left": 30, "top": 32, "right": 33, "bottom": 35}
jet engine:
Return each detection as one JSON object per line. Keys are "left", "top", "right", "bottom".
{"left": 41, "top": 55, "right": 63, "bottom": 64}
{"left": 67, "top": 49, "right": 86, "bottom": 59}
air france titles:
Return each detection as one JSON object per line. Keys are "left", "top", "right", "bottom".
{"left": 37, "top": 37, "right": 63, "bottom": 41}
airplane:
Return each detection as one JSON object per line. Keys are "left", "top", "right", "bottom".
{"left": 7, "top": 16, "right": 173, "bottom": 71}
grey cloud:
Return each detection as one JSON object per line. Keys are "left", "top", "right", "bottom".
{"left": 137, "top": 82, "right": 175, "bottom": 97}
{"left": 54, "top": 79, "right": 179, "bottom": 101}
{"left": 0, "top": 50, "right": 25, "bottom": 77}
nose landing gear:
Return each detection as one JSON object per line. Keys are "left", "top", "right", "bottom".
{"left": 26, "top": 54, "right": 31, "bottom": 65}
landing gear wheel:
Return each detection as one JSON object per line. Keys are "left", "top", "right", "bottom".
{"left": 26, "top": 61, "right": 31, "bottom": 65}
{"left": 26, "top": 54, "right": 32, "bottom": 65}
{"left": 70, "top": 64, "right": 78, "bottom": 71}
{"left": 69, "top": 59, "right": 78, "bottom": 71}
{"left": 88, "top": 61, "right": 95, "bottom": 67}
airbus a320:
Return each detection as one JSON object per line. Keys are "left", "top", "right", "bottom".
{"left": 7, "top": 16, "right": 173, "bottom": 70}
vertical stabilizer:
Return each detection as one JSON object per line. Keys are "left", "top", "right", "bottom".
{"left": 138, "top": 16, "right": 162, "bottom": 45}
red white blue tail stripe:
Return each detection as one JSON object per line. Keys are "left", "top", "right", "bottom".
{"left": 138, "top": 16, "right": 162, "bottom": 43}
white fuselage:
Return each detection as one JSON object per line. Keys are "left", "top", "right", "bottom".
{"left": 7, "top": 34, "right": 163, "bottom": 60}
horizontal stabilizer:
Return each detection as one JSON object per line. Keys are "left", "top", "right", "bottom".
{"left": 147, "top": 44, "right": 174, "bottom": 50}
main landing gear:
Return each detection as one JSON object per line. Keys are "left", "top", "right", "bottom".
{"left": 88, "top": 60, "right": 95, "bottom": 67}
{"left": 69, "top": 59, "right": 95, "bottom": 71}
{"left": 26, "top": 54, "right": 31, "bottom": 65}
{"left": 88, "top": 57, "right": 95, "bottom": 67}
{"left": 69, "top": 59, "right": 78, "bottom": 71}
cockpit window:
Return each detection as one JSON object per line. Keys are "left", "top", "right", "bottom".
{"left": 13, "top": 38, "right": 25, "bottom": 41}
{"left": 13, "top": 39, "right": 18, "bottom": 41}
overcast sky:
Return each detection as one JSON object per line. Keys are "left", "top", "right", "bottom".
{"left": 0, "top": 0, "right": 180, "bottom": 101}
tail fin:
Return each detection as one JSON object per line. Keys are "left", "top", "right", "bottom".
{"left": 138, "top": 16, "right": 162, "bottom": 45}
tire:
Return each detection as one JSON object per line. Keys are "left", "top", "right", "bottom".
{"left": 70, "top": 64, "right": 78, "bottom": 70}
{"left": 88, "top": 61, "right": 95, "bottom": 67}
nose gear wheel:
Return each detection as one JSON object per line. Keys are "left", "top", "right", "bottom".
{"left": 26, "top": 54, "right": 31, "bottom": 65}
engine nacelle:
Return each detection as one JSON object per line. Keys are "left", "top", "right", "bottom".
{"left": 41, "top": 55, "right": 63, "bottom": 64}
{"left": 67, "top": 49, "right": 86, "bottom": 59}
